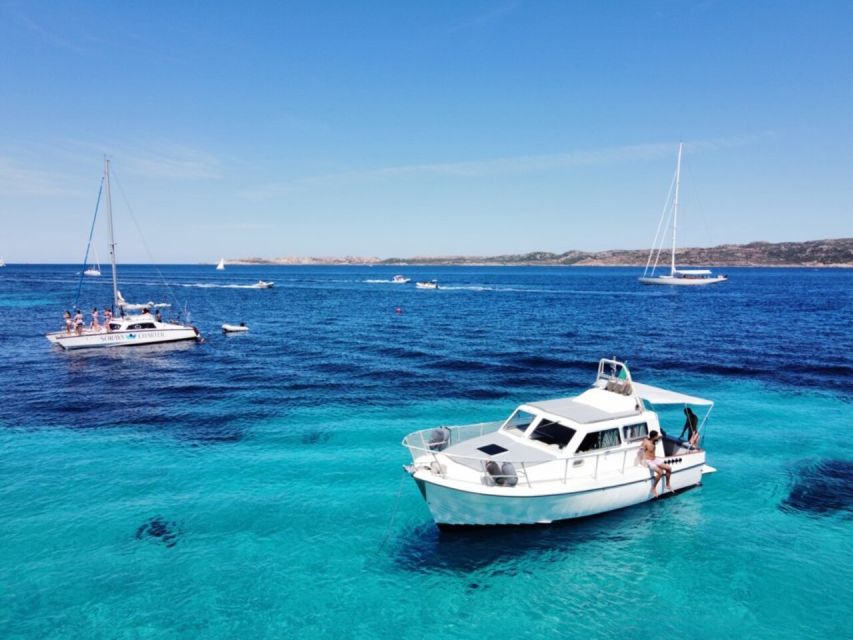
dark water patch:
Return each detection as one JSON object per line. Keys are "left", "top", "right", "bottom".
{"left": 514, "top": 355, "right": 589, "bottom": 371}
{"left": 374, "top": 346, "right": 432, "bottom": 360}
{"left": 301, "top": 430, "right": 331, "bottom": 445}
{"left": 780, "top": 459, "right": 853, "bottom": 517}
{"left": 423, "top": 357, "right": 495, "bottom": 373}
{"left": 135, "top": 515, "right": 182, "bottom": 548}
{"left": 455, "top": 388, "right": 510, "bottom": 400}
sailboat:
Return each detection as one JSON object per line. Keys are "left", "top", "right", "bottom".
{"left": 0, "top": 257, "right": 5, "bottom": 267}
{"left": 639, "top": 144, "right": 728, "bottom": 286}
{"left": 46, "top": 158, "right": 202, "bottom": 350}
{"left": 83, "top": 245, "right": 101, "bottom": 277}
{"left": 216, "top": 257, "right": 225, "bottom": 270}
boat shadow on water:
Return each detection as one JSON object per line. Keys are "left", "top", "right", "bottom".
{"left": 392, "top": 489, "right": 697, "bottom": 574}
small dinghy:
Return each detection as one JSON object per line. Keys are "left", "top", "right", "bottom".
{"left": 222, "top": 323, "right": 249, "bottom": 333}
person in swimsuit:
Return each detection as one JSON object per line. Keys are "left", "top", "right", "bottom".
{"left": 63, "top": 310, "right": 72, "bottom": 334}
{"left": 104, "top": 307, "right": 112, "bottom": 331}
{"left": 680, "top": 407, "right": 700, "bottom": 448}
{"left": 643, "top": 430, "right": 672, "bottom": 497}
{"left": 73, "top": 309, "right": 84, "bottom": 335}
{"left": 91, "top": 307, "right": 100, "bottom": 331}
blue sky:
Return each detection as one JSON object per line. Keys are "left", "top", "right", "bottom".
{"left": 1, "top": 1, "right": 851, "bottom": 262}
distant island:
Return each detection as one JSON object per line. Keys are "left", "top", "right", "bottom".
{"left": 232, "top": 238, "right": 852, "bottom": 267}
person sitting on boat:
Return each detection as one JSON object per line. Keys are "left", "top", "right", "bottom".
{"left": 643, "top": 431, "right": 672, "bottom": 497}
{"left": 91, "top": 307, "right": 100, "bottom": 331}
{"left": 73, "top": 309, "right": 84, "bottom": 335}
{"left": 103, "top": 307, "right": 112, "bottom": 331}
{"left": 680, "top": 407, "right": 699, "bottom": 448}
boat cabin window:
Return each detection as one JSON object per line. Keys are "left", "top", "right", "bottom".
{"left": 529, "top": 420, "right": 576, "bottom": 449}
{"left": 109, "top": 323, "right": 121, "bottom": 330}
{"left": 127, "top": 322, "right": 156, "bottom": 330}
{"left": 503, "top": 410, "right": 536, "bottom": 434}
{"left": 576, "top": 428, "right": 622, "bottom": 453}
{"left": 622, "top": 422, "right": 648, "bottom": 442}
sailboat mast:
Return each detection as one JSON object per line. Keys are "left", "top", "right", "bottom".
{"left": 671, "top": 143, "right": 683, "bottom": 276}
{"left": 104, "top": 157, "right": 119, "bottom": 313}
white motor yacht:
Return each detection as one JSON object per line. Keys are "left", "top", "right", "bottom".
{"left": 403, "top": 358, "right": 715, "bottom": 526}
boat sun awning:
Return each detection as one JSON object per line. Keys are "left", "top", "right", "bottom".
{"left": 675, "top": 269, "right": 713, "bottom": 275}
{"left": 632, "top": 382, "right": 713, "bottom": 407}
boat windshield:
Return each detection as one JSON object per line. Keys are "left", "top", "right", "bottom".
{"left": 503, "top": 409, "right": 536, "bottom": 434}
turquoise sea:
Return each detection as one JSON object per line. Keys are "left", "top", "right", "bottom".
{"left": 0, "top": 265, "right": 850, "bottom": 639}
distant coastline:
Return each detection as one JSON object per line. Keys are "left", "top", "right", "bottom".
{"left": 230, "top": 238, "right": 852, "bottom": 268}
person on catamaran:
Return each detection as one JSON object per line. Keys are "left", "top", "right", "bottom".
{"left": 104, "top": 307, "right": 112, "bottom": 331}
{"left": 64, "top": 310, "right": 72, "bottom": 334}
{"left": 680, "top": 407, "right": 699, "bottom": 448}
{"left": 91, "top": 307, "right": 100, "bottom": 331}
{"left": 73, "top": 309, "right": 84, "bottom": 335}
{"left": 643, "top": 431, "right": 672, "bottom": 497}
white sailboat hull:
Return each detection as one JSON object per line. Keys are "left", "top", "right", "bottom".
{"left": 413, "top": 458, "right": 705, "bottom": 526}
{"left": 47, "top": 326, "right": 199, "bottom": 350}
{"left": 639, "top": 275, "right": 728, "bottom": 286}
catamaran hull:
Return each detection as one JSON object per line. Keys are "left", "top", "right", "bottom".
{"left": 412, "top": 461, "right": 705, "bottom": 526}
{"left": 46, "top": 327, "right": 199, "bottom": 350}
{"left": 639, "top": 276, "right": 728, "bottom": 286}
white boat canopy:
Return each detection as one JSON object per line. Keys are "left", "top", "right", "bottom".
{"left": 675, "top": 269, "right": 713, "bottom": 275}
{"left": 632, "top": 382, "right": 713, "bottom": 406}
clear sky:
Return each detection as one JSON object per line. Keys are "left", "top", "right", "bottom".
{"left": 1, "top": 1, "right": 851, "bottom": 262}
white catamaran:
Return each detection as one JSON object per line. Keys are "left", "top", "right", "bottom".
{"left": 639, "top": 143, "right": 728, "bottom": 286}
{"left": 46, "top": 158, "right": 202, "bottom": 350}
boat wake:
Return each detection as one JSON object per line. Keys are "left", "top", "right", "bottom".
{"left": 180, "top": 283, "right": 271, "bottom": 289}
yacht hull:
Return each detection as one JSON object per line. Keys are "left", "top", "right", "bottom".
{"left": 639, "top": 276, "right": 727, "bottom": 286}
{"left": 46, "top": 327, "right": 199, "bottom": 350}
{"left": 412, "top": 459, "right": 705, "bottom": 526}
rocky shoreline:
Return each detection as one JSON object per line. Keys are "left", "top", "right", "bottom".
{"left": 231, "top": 238, "right": 852, "bottom": 267}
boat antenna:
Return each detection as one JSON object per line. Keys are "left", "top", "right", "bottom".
{"left": 73, "top": 176, "right": 104, "bottom": 309}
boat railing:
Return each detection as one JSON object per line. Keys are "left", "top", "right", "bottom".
{"left": 402, "top": 421, "right": 503, "bottom": 455}
{"left": 404, "top": 426, "right": 650, "bottom": 488}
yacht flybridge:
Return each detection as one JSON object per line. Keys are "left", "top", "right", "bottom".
{"left": 403, "top": 358, "right": 715, "bottom": 526}
{"left": 639, "top": 144, "right": 728, "bottom": 286}
{"left": 46, "top": 158, "right": 201, "bottom": 350}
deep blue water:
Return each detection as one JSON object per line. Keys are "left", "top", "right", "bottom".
{"left": 0, "top": 264, "right": 851, "bottom": 639}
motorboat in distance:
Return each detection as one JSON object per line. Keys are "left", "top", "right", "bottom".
{"left": 255, "top": 280, "right": 274, "bottom": 288}
{"left": 403, "top": 358, "right": 715, "bottom": 526}
{"left": 392, "top": 275, "right": 411, "bottom": 284}
{"left": 415, "top": 280, "right": 438, "bottom": 289}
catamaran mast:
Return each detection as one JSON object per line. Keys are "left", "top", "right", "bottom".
{"left": 671, "top": 142, "right": 682, "bottom": 276}
{"left": 104, "top": 157, "right": 119, "bottom": 313}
